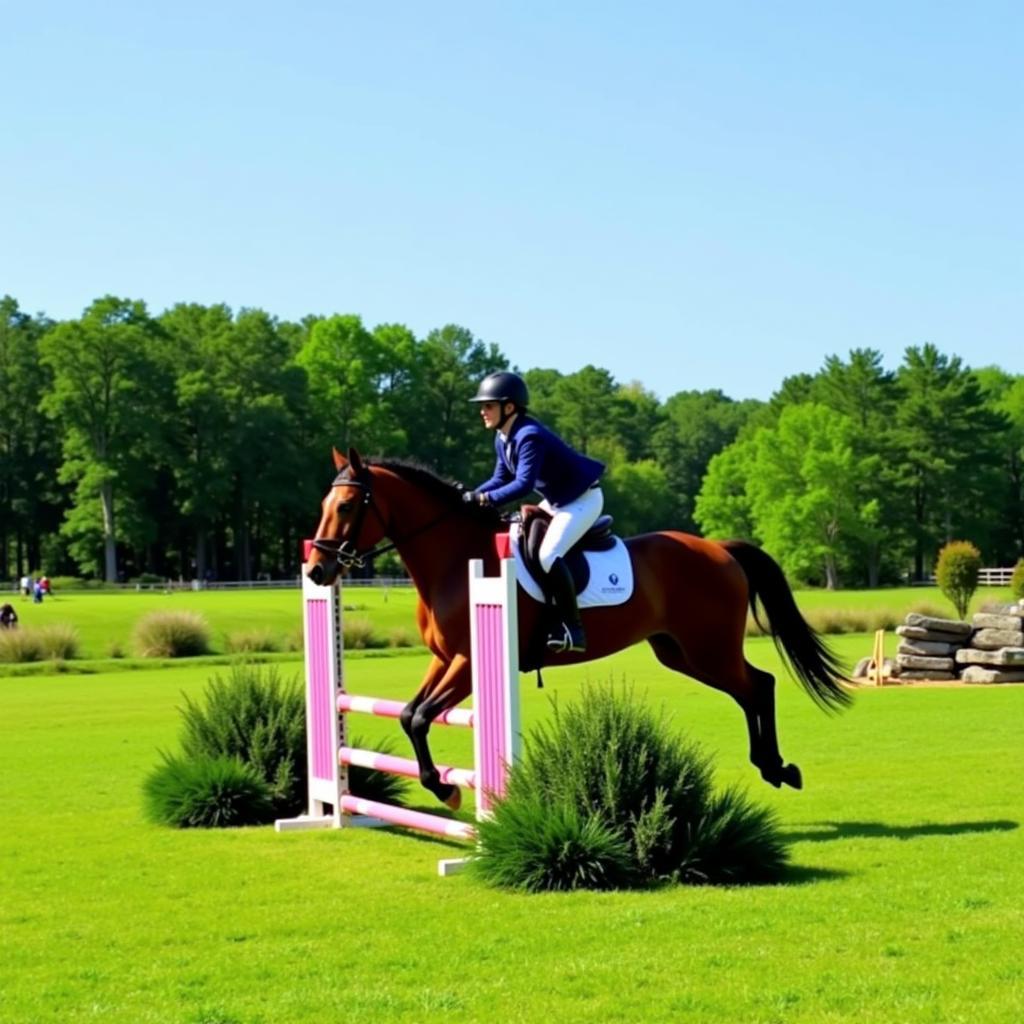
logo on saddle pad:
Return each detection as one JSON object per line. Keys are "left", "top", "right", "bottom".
{"left": 509, "top": 525, "right": 634, "bottom": 608}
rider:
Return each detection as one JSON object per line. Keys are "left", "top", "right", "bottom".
{"left": 463, "top": 371, "right": 604, "bottom": 653}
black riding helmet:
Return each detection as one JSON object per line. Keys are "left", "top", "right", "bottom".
{"left": 469, "top": 371, "right": 529, "bottom": 410}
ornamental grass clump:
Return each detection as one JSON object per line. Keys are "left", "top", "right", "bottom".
{"left": 143, "top": 754, "right": 274, "bottom": 828}
{"left": 133, "top": 610, "right": 211, "bottom": 657}
{"left": 0, "top": 624, "right": 80, "bottom": 663}
{"left": 473, "top": 683, "right": 789, "bottom": 891}
{"left": 935, "top": 540, "right": 982, "bottom": 620}
{"left": 143, "top": 663, "right": 406, "bottom": 827}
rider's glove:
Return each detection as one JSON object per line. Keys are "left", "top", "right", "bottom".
{"left": 461, "top": 489, "right": 478, "bottom": 504}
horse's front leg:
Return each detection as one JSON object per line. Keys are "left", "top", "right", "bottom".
{"left": 399, "top": 654, "right": 472, "bottom": 810}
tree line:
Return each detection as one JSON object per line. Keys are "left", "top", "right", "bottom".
{"left": 2, "top": 294, "right": 1022, "bottom": 587}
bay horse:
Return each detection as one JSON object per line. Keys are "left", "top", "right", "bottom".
{"left": 308, "top": 448, "right": 851, "bottom": 811}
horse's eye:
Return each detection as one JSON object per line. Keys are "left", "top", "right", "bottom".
{"left": 336, "top": 502, "right": 353, "bottom": 514}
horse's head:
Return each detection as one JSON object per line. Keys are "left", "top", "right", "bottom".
{"left": 307, "top": 447, "right": 388, "bottom": 586}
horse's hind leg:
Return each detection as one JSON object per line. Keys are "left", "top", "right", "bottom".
{"left": 648, "top": 636, "right": 801, "bottom": 790}
{"left": 740, "top": 662, "right": 802, "bottom": 790}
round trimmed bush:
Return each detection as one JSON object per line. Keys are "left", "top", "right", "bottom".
{"left": 473, "top": 684, "right": 789, "bottom": 890}
{"left": 143, "top": 754, "right": 274, "bottom": 827}
{"left": 935, "top": 540, "right": 982, "bottom": 620}
{"left": 133, "top": 610, "right": 211, "bottom": 657}
{"left": 1012, "top": 558, "right": 1024, "bottom": 601}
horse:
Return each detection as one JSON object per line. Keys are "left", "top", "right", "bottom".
{"left": 307, "top": 448, "right": 851, "bottom": 811}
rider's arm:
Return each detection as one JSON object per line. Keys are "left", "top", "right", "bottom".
{"left": 479, "top": 434, "right": 541, "bottom": 505}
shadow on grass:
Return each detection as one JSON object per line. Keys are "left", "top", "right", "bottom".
{"left": 775, "top": 863, "right": 851, "bottom": 886}
{"left": 785, "top": 819, "right": 1018, "bottom": 843}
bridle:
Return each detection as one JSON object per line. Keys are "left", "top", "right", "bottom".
{"left": 311, "top": 466, "right": 457, "bottom": 571}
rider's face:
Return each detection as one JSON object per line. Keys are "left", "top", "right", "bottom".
{"left": 479, "top": 401, "right": 505, "bottom": 429}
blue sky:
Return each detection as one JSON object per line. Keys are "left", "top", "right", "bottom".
{"left": 3, "top": 2, "right": 1021, "bottom": 400}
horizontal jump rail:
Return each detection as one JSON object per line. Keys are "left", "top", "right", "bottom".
{"left": 339, "top": 746, "right": 476, "bottom": 790}
{"left": 339, "top": 795, "right": 476, "bottom": 841}
{"left": 337, "top": 694, "right": 475, "bottom": 728}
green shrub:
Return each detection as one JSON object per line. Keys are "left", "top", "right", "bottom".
{"left": 343, "top": 617, "right": 386, "bottom": 649}
{"left": 143, "top": 754, "right": 274, "bottom": 827}
{"left": 177, "top": 664, "right": 306, "bottom": 813}
{"left": 935, "top": 541, "right": 982, "bottom": 620}
{"left": 224, "top": 629, "right": 280, "bottom": 654}
{"left": 473, "top": 793, "right": 634, "bottom": 892}
{"left": 0, "top": 629, "right": 43, "bottom": 663}
{"left": 387, "top": 626, "right": 418, "bottom": 648}
{"left": 36, "top": 624, "right": 80, "bottom": 660}
{"left": 157, "top": 662, "right": 407, "bottom": 823}
{"left": 133, "top": 610, "right": 211, "bottom": 657}
{"left": 474, "top": 684, "right": 788, "bottom": 890}
{"left": 0, "top": 624, "right": 79, "bottom": 662}
{"left": 1012, "top": 558, "right": 1024, "bottom": 601}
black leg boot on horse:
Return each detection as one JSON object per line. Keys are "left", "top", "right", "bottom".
{"left": 543, "top": 557, "right": 586, "bottom": 653}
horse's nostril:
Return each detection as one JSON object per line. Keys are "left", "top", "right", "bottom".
{"left": 307, "top": 563, "right": 324, "bottom": 586}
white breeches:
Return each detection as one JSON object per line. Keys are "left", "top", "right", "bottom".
{"left": 538, "top": 487, "right": 604, "bottom": 573}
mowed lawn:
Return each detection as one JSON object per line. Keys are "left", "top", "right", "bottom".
{"left": 1, "top": 634, "right": 1021, "bottom": 1024}
{"left": 1, "top": 582, "right": 1014, "bottom": 663}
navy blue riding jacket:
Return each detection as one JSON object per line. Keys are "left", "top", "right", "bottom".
{"left": 477, "top": 415, "right": 604, "bottom": 507}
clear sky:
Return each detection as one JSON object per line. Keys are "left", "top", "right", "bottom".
{"left": 3, "top": 2, "right": 1021, "bottom": 401}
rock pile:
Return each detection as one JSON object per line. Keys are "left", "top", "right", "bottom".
{"left": 954, "top": 603, "right": 1024, "bottom": 683}
{"left": 894, "top": 613, "right": 971, "bottom": 680}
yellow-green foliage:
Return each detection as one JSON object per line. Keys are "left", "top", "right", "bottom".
{"left": 0, "top": 624, "right": 80, "bottom": 663}
{"left": 1012, "top": 558, "right": 1024, "bottom": 601}
{"left": 133, "top": 610, "right": 211, "bottom": 657}
{"left": 935, "top": 540, "right": 982, "bottom": 620}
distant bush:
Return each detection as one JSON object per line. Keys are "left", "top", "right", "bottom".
{"left": 0, "top": 625, "right": 80, "bottom": 663}
{"left": 387, "top": 626, "right": 418, "bottom": 648}
{"left": 0, "top": 629, "right": 43, "bottom": 663}
{"left": 343, "top": 617, "right": 386, "bottom": 649}
{"left": 107, "top": 640, "right": 126, "bottom": 659}
{"left": 224, "top": 629, "right": 280, "bottom": 654}
{"left": 473, "top": 684, "right": 788, "bottom": 891}
{"left": 1012, "top": 558, "right": 1024, "bottom": 601}
{"left": 133, "top": 610, "right": 211, "bottom": 657}
{"left": 746, "top": 601, "right": 951, "bottom": 638}
{"left": 936, "top": 541, "right": 982, "bottom": 620}
{"left": 36, "top": 624, "right": 80, "bottom": 660}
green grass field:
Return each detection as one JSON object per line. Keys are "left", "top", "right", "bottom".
{"left": 2, "top": 583, "right": 1014, "bottom": 666}
{"left": 2, "top": 630, "right": 1022, "bottom": 1023}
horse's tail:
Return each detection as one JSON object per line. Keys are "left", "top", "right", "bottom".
{"left": 721, "top": 540, "right": 852, "bottom": 712}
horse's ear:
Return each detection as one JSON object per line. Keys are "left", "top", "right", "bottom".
{"left": 347, "top": 447, "right": 365, "bottom": 475}
{"left": 332, "top": 447, "right": 347, "bottom": 471}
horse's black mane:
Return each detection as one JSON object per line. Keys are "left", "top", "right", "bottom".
{"left": 367, "top": 457, "right": 502, "bottom": 525}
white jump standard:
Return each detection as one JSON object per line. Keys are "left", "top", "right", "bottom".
{"left": 275, "top": 552, "right": 520, "bottom": 872}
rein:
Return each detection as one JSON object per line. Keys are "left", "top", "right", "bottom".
{"left": 312, "top": 469, "right": 459, "bottom": 570}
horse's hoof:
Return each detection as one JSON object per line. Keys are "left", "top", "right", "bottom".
{"left": 442, "top": 786, "right": 462, "bottom": 811}
{"left": 781, "top": 763, "right": 803, "bottom": 790}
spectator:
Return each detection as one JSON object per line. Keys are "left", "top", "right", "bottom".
{"left": 40, "top": 575, "right": 51, "bottom": 596}
{"left": 20, "top": 574, "right": 31, "bottom": 598}
{"left": 0, "top": 603, "right": 18, "bottom": 629}
{"left": 33, "top": 581, "right": 44, "bottom": 603}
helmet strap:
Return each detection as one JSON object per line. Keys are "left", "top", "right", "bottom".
{"left": 496, "top": 403, "right": 518, "bottom": 432}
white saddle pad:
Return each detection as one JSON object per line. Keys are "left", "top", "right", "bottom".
{"left": 509, "top": 523, "right": 634, "bottom": 607}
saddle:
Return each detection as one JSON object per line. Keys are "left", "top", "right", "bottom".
{"left": 518, "top": 504, "right": 616, "bottom": 595}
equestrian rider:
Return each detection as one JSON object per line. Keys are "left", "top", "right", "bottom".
{"left": 463, "top": 371, "right": 605, "bottom": 653}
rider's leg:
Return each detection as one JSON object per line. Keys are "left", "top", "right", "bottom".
{"left": 538, "top": 487, "right": 603, "bottom": 653}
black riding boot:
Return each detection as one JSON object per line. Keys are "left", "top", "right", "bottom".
{"left": 544, "top": 557, "right": 586, "bottom": 653}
